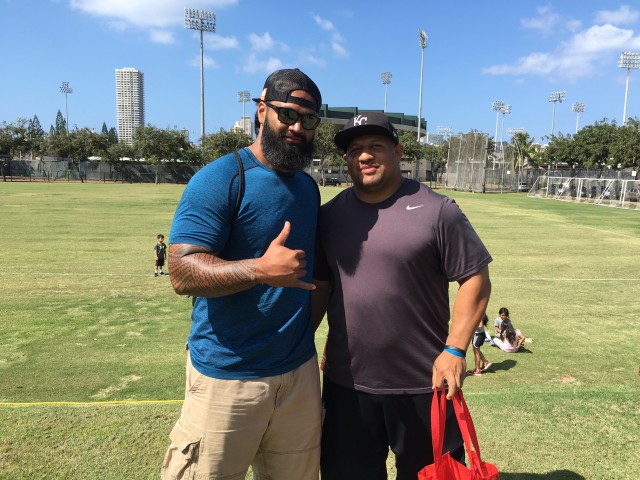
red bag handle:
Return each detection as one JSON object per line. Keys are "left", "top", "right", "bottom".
{"left": 430, "top": 386, "right": 448, "bottom": 471}
{"left": 452, "top": 390, "right": 482, "bottom": 458}
{"left": 431, "top": 388, "right": 487, "bottom": 477}
{"left": 453, "top": 389, "right": 488, "bottom": 477}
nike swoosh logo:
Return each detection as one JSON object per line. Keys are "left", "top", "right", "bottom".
{"left": 406, "top": 205, "right": 424, "bottom": 210}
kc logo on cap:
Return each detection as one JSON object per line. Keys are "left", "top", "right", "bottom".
{"left": 334, "top": 111, "right": 400, "bottom": 151}
{"left": 352, "top": 115, "right": 368, "bottom": 126}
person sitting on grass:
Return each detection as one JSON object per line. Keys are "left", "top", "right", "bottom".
{"left": 467, "top": 314, "right": 492, "bottom": 376}
{"left": 492, "top": 318, "right": 526, "bottom": 352}
{"left": 494, "top": 306, "right": 510, "bottom": 336}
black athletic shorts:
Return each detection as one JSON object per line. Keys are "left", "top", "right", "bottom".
{"left": 320, "top": 377, "right": 464, "bottom": 480}
{"left": 472, "top": 331, "right": 485, "bottom": 348}
{"left": 155, "top": 259, "right": 165, "bottom": 267}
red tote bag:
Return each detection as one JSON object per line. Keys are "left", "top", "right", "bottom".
{"left": 418, "top": 388, "right": 499, "bottom": 480}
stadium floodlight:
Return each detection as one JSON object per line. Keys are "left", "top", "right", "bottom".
{"left": 59, "top": 81, "right": 73, "bottom": 133}
{"left": 572, "top": 101, "right": 585, "bottom": 133}
{"left": 185, "top": 8, "right": 216, "bottom": 149}
{"left": 499, "top": 104, "right": 511, "bottom": 153}
{"left": 436, "top": 126, "right": 452, "bottom": 138}
{"left": 237, "top": 91, "right": 251, "bottom": 137}
{"left": 491, "top": 100, "right": 504, "bottom": 152}
{"left": 548, "top": 91, "right": 566, "bottom": 137}
{"left": 381, "top": 72, "right": 392, "bottom": 112}
{"left": 417, "top": 29, "right": 428, "bottom": 141}
{"left": 618, "top": 52, "right": 640, "bottom": 126}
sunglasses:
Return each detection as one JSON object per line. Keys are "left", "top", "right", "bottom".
{"left": 264, "top": 102, "right": 321, "bottom": 130}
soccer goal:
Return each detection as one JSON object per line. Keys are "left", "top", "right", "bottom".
{"left": 528, "top": 176, "right": 640, "bottom": 210}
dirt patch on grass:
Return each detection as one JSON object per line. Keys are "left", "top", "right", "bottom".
{"left": 557, "top": 374, "right": 582, "bottom": 385}
{"left": 91, "top": 374, "right": 142, "bottom": 399}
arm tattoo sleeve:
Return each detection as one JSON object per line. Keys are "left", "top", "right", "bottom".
{"left": 169, "top": 244, "right": 258, "bottom": 297}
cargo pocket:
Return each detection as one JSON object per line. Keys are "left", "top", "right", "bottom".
{"left": 161, "top": 421, "right": 202, "bottom": 480}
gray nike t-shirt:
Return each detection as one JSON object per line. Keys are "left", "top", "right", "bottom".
{"left": 315, "top": 179, "right": 492, "bottom": 394}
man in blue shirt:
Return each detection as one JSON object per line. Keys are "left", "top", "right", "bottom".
{"left": 162, "top": 69, "right": 322, "bottom": 480}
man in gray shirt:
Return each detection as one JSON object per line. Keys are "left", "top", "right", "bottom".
{"left": 313, "top": 112, "right": 492, "bottom": 480}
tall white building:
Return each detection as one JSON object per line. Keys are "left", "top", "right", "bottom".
{"left": 231, "top": 116, "right": 253, "bottom": 138}
{"left": 115, "top": 68, "right": 145, "bottom": 145}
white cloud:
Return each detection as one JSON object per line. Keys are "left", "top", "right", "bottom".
{"left": 594, "top": 5, "right": 640, "bottom": 26}
{"left": 69, "top": 0, "right": 237, "bottom": 30}
{"left": 314, "top": 15, "right": 334, "bottom": 31}
{"left": 331, "top": 34, "right": 349, "bottom": 58}
{"left": 521, "top": 5, "right": 560, "bottom": 35}
{"left": 188, "top": 54, "right": 218, "bottom": 69}
{"left": 149, "top": 30, "right": 174, "bottom": 45}
{"left": 248, "top": 32, "right": 288, "bottom": 52}
{"left": 205, "top": 34, "right": 239, "bottom": 50}
{"left": 566, "top": 20, "right": 582, "bottom": 33}
{"left": 242, "top": 53, "right": 284, "bottom": 74}
{"left": 242, "top": 15, "right": 346, "bottom": 73}
{"left": 565, "top": 24, "right": 640, "bottom": 55}
{"left": 311, "top": 13, "right": 348, "bottom": 59}
{"left": 484, "top": 23, "right": 640, "bottom": 81}
{"left": 298, "top": 50, "right": 327, "bottom": 68}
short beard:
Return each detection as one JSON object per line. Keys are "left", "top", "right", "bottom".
{"left": 261, "top": 114, "right": 314, "bottom": 171}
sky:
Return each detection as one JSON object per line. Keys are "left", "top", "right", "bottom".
{"left": 2, "top": 0, "right": 640, "bottom": 145}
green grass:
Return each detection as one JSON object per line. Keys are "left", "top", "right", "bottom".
{"left": 1, "top": 182, "right": 639, "bottom": 479}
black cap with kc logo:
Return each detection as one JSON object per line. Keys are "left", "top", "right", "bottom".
{"left": 334, "top": 112, "right": 399, "bottom": 151}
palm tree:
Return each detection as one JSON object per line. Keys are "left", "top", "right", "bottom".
{"left": 510, "top": 131, "right": 535, "bottom": 169}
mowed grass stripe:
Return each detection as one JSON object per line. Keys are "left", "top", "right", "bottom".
{"left": 2, "top": 272, "right": 638, "bottom": 281}
{"left": 1, "top": 182, "right": 639, "bottom": 480}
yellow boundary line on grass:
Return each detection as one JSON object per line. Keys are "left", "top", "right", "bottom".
{"left": 0, "top": 400, "right": 183, "bottom": 406}
{"left": 1, "top": 272, "right": 637, "bottom": 282}
{"left": 2, "top": 390, "right": 633, "bottom": 407}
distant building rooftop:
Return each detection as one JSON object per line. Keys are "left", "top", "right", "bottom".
{"left": 319, "top": 105, "right": 426, "bottom": 137}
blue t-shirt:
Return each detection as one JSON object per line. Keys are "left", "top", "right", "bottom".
{"left": 169, "top": 148, "right": 318, "bottom": 379}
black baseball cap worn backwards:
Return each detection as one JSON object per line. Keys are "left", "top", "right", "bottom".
{"left": 253, "top": 68, "right": 322, "bottom": 113}
{"left": 334, "top": 111, "right": 399, "bottom": 151}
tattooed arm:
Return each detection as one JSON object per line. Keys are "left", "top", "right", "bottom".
{"left": 169, "top": 221, "right": 316, "bottom": 298}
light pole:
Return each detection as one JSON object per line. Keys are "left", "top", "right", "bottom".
{"left": 572, "top": 102, "right": 585, "bottom": 133}
{"left": 436, "top": 126, "right": 452, "bottom": 139}
{"left": 237, "top": 90, "right": 251, "bottom": 137}
{"left": 417, "top": 29, "right": 428, "bottom": 141}
{"left": 548, "top": 91, "right": 566, "bottom": 137}
{"left": 618, "top": 52, "right": 640, "bottom": 126}
{"left": 500, "top": 104, "right": 511, "bottom": 152}
{"left": 185, "top": 8, "right": 216, "bottom": 149}
{"left": 381, "top": 72, "right": 392, "bottom": 112}
{"left": 491, "top": 100, "right": 504, "bottom": 153}
{"left": 59, "top": 81, "right": 73, "bottom": 133}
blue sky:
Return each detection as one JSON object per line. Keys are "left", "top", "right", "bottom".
{"left": 2, "top": 1, "right": 640, "bottom": 145}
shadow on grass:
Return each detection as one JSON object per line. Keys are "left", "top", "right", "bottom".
{"left": 500, "top": 470, "right": 585, "bottom": 479}
{"left": 485, "top": 358, "right": 517, "bottom": 373}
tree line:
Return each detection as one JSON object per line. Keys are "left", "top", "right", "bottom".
{"left": 505, "top": 118, "right": 640, "bottom": 176}
{"left": 3, "top": 110, "right": 639, "bottom": 182}
{"left": 0, "top": 110, "right": 258, "bottom": 182}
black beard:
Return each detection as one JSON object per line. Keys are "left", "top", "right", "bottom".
{"left": 261, "top": 115, "right": 314, "bottom": 171}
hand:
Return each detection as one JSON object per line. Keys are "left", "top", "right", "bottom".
{"left": 432, "top": 351, "right": 466, "bottom": 400}
{"left": 255, "top": 221, "right": 316, "bottom": 291}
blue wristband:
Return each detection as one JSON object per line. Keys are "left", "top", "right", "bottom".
{"left": 444, "top": 346, "right": 466, "bottom": 358}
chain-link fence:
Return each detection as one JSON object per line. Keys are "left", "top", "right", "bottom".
{"left": 445, "top": 133, "right": 488, "bottom": 192}
{"left": 2, "top": 159, "right": 198, "bottom": 184}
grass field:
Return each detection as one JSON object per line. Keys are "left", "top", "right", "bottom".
{"left": 0, "top": 181, "right": 638, "bottom": 479}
